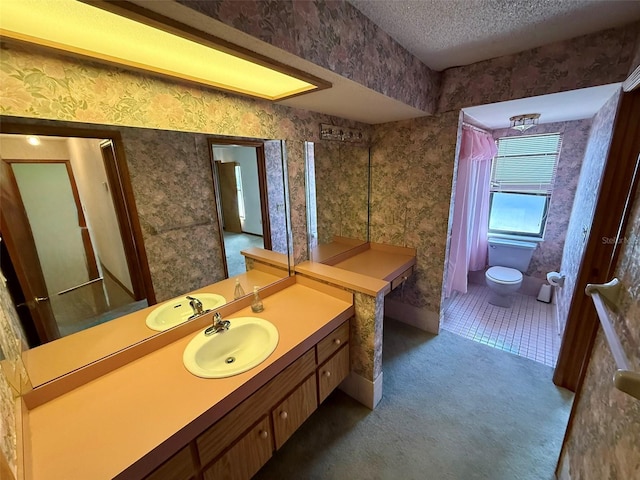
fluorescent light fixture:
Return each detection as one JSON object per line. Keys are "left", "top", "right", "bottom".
{"left": 1, "top": 0, "right": 328, "bottom": 101}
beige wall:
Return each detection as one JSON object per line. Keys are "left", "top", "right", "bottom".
{"left": 67, "top": 138, "right": 133, "bottom": 293}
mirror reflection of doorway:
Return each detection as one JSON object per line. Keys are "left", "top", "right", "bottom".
{"left": 210, "top": 139, "right": 272, "bottom": 277}
{"left": 0, "top": 133, "right": 151, "bottom": 345}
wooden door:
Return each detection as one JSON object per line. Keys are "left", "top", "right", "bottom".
{"left": 0, "top": 159, "right": 60, "bottom": 343}
{"left": 216, "top": 161, "right": 242, "bottom": 233}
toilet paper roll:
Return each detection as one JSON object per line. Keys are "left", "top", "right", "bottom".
{"left": 547, "top": 271, "right": 565, "bottom": 288}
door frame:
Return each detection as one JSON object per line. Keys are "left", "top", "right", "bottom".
{"left": 0, "top": 121, "right": 156, "bottom": 307}
{"left": 207, "top": 136, "right": 273, "bottom": 278}
{"left": 553, "top": 87, "right": 640, "bottom": 392}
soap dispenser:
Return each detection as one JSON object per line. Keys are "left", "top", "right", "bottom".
{"left": 251, "top": 286, "right": 264, "bottom": 313}
{"left": 233, "top": 278, "right": 245, "bottom": 300}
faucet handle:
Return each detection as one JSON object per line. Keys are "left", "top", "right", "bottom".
{"left": 214, "top": 312, "right": 222, "bottom": 324}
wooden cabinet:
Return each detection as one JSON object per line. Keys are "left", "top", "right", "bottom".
{"left": 272, "top": 375, "right": 317, "bottom": 449}
{"left": 316, "top": 321, "right": 349, "bottom": 365}
{"left": 318, "top": 345, "right": 350, "bottom": 403}
{"left": 144, "top": 319, "right": 350, "bottom": 480}
{"left": 391, "top": 266, "right": 413, "bottom": 291}
{"left": 202, "top": 417, "right": 272, "bottom": 480}
{"left": 145, "top": 445, "right": 195, "bottom": 480}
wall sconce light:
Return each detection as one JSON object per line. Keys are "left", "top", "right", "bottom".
{"left": 509, "top": 113, "right": 541, "bottom": 132}
{"left": 1, "top": 0, "right": 330, "bottom": 101}
{"left": 320, "top": 123, "right": 364, "bottom": 143}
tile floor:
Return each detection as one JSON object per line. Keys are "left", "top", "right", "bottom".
{"left": 442, "top": 283, "right": 560, "bottom": 367}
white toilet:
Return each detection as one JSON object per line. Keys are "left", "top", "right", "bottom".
{"left": 485, "top": 238, "right": 536, "bottom": 307}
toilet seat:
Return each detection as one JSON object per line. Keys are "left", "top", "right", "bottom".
{"left": 486, "top": 266, "right": 522, "bottom": 285}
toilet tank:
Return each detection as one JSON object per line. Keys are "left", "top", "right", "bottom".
{"left": 487, "top": 238, "right": 537, "bottom": 272}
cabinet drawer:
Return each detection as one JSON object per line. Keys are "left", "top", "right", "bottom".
{"left": 197, "top": 349, "right": 315, "bottom": 465}
{"left": 318, "top": 345, "right": 350, "bottom": 403}
{"left": 272, "top": 375, "right": 318, "bottom": 450}
{"left": 145, "top": 445, "right": 195, "bottom": 480}
{"left": 391, "top": 266, "right": 413, "bottom": 291}
{"left": 202, "top": 417, "right": 272, "bottom": 480}
{"left": 316, "top": 321, "right": 350, "bottom": 365}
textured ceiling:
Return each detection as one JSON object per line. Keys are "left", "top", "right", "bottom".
{"left": 348, "top": 0, "right": 640, "bottom": 71}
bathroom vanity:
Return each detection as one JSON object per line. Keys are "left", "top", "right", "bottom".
{"left": 19, "top": 276, "right": 353, "bottom": 480}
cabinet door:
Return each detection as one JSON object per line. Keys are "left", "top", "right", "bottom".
{"left": 203, "top": 417, "right": 272, "bottom": 480}
{"left": 318, "top": 345, "right": 350, "bottom": 403}
{"left": 272, "top": 375, "right": 318, "bottom": 450}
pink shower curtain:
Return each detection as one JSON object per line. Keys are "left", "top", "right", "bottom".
{"left": 445, "top": 126, "right": 498, "bottom": 298}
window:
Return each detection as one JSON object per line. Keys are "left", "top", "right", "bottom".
{"left": 488, "top": 133, "right": 562, "bottom": 239}
{"left": 235, "top": 165, "right": 245, "bottom": 219}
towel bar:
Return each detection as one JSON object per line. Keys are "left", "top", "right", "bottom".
{"left": 585, "top": 278, "right": 640, "bottom": 401}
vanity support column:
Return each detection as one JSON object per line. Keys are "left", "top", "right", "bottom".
{"left": 339, "top": 291, "right": 384, "bottom": 409}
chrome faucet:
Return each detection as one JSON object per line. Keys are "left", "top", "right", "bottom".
{"left": 187, "top": 295, "right": 210, "bottom": 319}
{"left": 205, "top": 312, "right": 231, "bottom": 336}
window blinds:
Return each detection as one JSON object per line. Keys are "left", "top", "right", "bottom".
{"left": 491, "top": 133, "right": 562, "bottom": 194}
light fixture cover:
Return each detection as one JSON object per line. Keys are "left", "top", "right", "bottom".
{"left": 0, "top": 0, "right": 327, "bottom": 101}
{"left": 27, "top": 135, "right": 41, "bottom": 146}
{"left": 509, "top": 113, "right": 541, "bottom": 132}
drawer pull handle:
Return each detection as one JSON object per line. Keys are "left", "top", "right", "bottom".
{"left": 324, "top": 370, "right": 331, "bottom": 377}
{"left": 280, "top": 411, "right": 288, "bottom": 420}
{"left": 259, "top": 430, "right": 268, "bottom": 439}
{"left": 333, "top": 338, "right": 341, "bottom": 346}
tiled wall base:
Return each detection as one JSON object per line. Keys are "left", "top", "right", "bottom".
{"left": 340, "top": 371, "right": 383, "bottom": 410}
{"left": 384, "top": 298, "right": 439, "bottom": 334}
{"left": 443, "top": 284, "right": 560, "bottom": 367}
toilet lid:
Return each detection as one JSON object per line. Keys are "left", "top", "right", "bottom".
{"left": 486, "top": 266, "right": 522, "bottom": 284}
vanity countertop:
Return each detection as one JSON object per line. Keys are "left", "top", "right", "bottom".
{"left": 23, "top": 276, "right": 353, "bottom": 480}
{"left": 23, "top": 265, "right": 286, "bottom": 388}
{"left": 332, "top": 244, "right": 415, "bottom": 281}
{"left": 296, "top": 242, "right": 416, "bottom": 296}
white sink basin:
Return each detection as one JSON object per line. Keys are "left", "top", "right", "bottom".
{"left": 145, "top": 293, "right": 226, "bottom": 331}
{"left": 183, "top": 317, "right": 279, "bottom": 378}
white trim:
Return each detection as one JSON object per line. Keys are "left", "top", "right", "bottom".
{"left": 339, "top": 371, "right": 383, "bottom": 409}
{"left": 384, "top": 298, "right": 440, "bottom": 334}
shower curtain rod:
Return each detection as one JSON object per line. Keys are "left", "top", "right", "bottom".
{"left": 462, "top": 122, "right": 491, "bottom": 134}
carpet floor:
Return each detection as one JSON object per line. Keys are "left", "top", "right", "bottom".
{"left": 254, "top": 319, "right": 573, "bottom": 480}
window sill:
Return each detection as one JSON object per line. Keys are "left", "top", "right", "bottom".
{"left": 488, "top": 233, "right": 544, "bottom": 243}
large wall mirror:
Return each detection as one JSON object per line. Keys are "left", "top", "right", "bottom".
{"left": 0, "top": 117, "right": 291, "bottom": 388}
{"left": 305, "top": 141, "right": 370, "bottom": 263}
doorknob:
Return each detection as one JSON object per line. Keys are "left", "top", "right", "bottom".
{"left": 34, "top": 296, "right": 49, "bottom": 303}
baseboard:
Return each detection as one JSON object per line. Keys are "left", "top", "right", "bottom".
{"left": 339, "top": 371, "right": 383, "bottom": 409}
{"left": 384, "top": 298, "right": 439, "bottom": 334}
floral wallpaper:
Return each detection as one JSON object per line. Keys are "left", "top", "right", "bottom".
{"left": 313, "top": 142, "right": 369, "bottom": 244}
{"left": 630, "top": 28, "right": 640, "bottom": 76}
{"left": 556, "top": 91, "right": 621, "bottom": 332}
{"left": 492, "top": 119, "right": 593, "bottom": 279}
{"left": 351, "top": 291, "right": 384, "bottom": 381}
{"left": 370, "top": 111, "right": 460, "bottom": 320}
{"left": 176, "top": 0, "right": 440, "bottom": 113}
{"left": 438, "top": 23, "right": 637, "bottom": 113}
{"left": 265, "top": 140, "right": 288, "bottom": 254}
{"left": 0, "top": 277, "right": 28, "bottom": 479}
{"left": 558, "top": 162, "right": 640, "bottom": 480}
